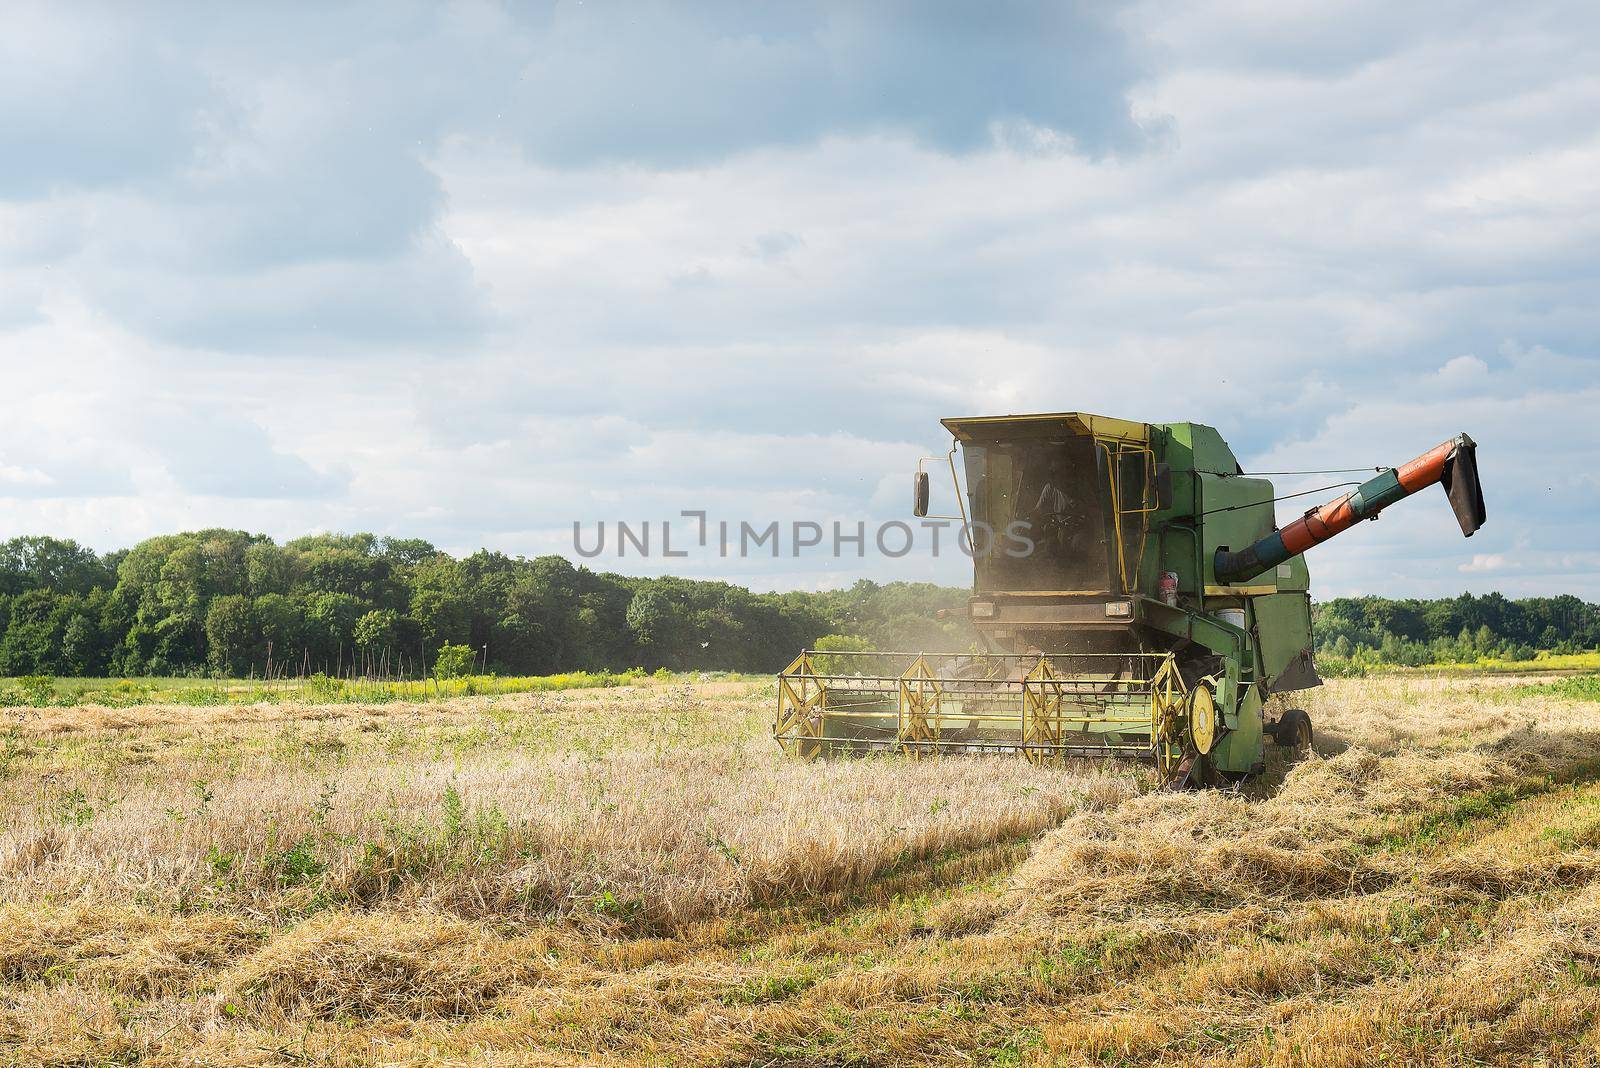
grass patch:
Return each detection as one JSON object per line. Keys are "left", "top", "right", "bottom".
{"left": 1321, "top": 651, "right": 1600, "bottom": 678}
{"left": 1513, "top": 673, "right": 1600, "bottom": 703}
{"left": 0, "top": 669, "right": 737, "bottom": 708}
{"left": 1380, "top": 785, "right": 1541, "bottom": 851}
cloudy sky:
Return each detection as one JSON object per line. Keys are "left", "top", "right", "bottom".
{"left": 2, "top": 1, "right": 1596, "bottom": 596}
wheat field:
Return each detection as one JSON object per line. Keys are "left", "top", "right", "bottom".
{"left": 2, "top": 672, "right": 1599, "bottom": 1065}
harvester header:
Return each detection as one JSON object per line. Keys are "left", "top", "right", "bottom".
{"left": 774, "top": 412, "right": 1486, "bottom": 785}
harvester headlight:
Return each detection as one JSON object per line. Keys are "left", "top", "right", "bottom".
{"left": 970, "top": 601, "right": 996, "bottom": 619}
{"left": 1105, "top": 600, "right": 1133, "bottom": 618}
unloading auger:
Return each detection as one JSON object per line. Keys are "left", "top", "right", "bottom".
{"left": 773, "top": 414, "right": 1486, "bottom": 785}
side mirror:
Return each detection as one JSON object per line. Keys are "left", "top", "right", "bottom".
{"left": 1154, "top": 463, "right": 1173, "bottom": 511}
{"left": 913, "top": 471, "right": 930, "bottom": 517}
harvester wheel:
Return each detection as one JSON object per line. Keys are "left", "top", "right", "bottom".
{"left": 1188, "top": 682, "right": 1219, "bottom": 756}
{"left": 1272, "top": 708, "right": 1313, "bottom": 752}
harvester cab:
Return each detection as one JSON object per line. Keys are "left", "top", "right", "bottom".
{"left": 774, "top": 413, "right": 1486, "bottom": 785}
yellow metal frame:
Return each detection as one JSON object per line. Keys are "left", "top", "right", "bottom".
{"left": 774, "top": 652, "right": 830, "bottom": 762}
{"left": 1149, "top": 655, "right": 1190, "bottom": 783}
{"left": 897, "top": 655, "right": 943, "bottom": 759}
{"left": 1020, "top": 655, "right": 1065, "bottom": 766}
{"left": 1095, "top": 436, "right": 1156, "bottom": 595}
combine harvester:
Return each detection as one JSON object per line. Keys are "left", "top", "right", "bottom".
{"left": 774, "top": 414, "right": 1486, "bottom": 785}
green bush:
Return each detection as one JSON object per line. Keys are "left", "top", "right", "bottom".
{"left": 15, "top": 675, "right": 55, "bottom": 705}
{"left": 434, "top": 642, "right": 477, "bottom": 680}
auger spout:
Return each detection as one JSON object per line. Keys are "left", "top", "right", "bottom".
{"left": 1214, "top": 433, "right": 1486, "bottom": 585}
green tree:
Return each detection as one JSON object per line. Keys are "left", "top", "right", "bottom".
{"left": 812, "top": 633, "right": 875, "bottom": 674}
{"left": 112, "top": 534, "right": 214, "bottom": 670}
{"left": 0, "top": 589, "right": 61, "bottom": 674}
{"left": 253, "top": 593, "right": 303, "bottom": 672}
{"left": 434, "top": 641, "right": 476, "bottom": 679}
{"left": 408, "top": 555, "right": 471, "bottom": 653}
{"left": 305, "top": 592, "right": 365, "bottom": 671}
{"left": 379, "top": 537, "right": 440, "bottom": 569}
{"left": 244, "top": 542, "right": 296, "bottom": 596}
{"left": 0, "top": 536, "right": 113, "bottom": 597}
{"left": 60, "top": 614, "right": 98, "bottom": 675}
{"left": 354, "top": 608, "right": 399, "bottom": 652}
{"left": 205, "top": 595, "right": 257, "bottom": 675}
{"left": 624, "top": 586, "right": 690, "bottom": 669}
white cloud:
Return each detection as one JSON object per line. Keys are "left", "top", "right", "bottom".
{"left": 0, "top": 465, "right": 53, "bottom": 488}
{"left": 1436, "top": 355, "right": 1490, "bottom": 384}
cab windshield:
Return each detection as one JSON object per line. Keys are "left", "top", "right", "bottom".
{"left": 962, "top": 436, "right": 1111, "bottom": 592}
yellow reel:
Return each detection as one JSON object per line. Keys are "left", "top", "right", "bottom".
{"left": 1188, "top": 681, "right": 1219, "bottom": 756}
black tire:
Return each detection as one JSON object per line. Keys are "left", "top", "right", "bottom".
{"left": 1271, "top": 708, "right": 1313, "bottom": 751}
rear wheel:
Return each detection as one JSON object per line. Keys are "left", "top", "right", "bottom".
{"left": 1271, "top": 708, "right": 1313, "bottom": 752}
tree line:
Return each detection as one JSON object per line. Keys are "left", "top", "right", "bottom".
{"left": 0, "top": 532, "right": 968, "bottom": 678}
{"left": 1312, "top": 593, "right": 1600, "bottom": 665}
{"left": 0, "top": 532, "right": 1594, "bottom": 678}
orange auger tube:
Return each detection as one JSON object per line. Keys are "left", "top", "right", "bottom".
{"left": 1214, "top": 434, "right": 1486, "bottom": 584}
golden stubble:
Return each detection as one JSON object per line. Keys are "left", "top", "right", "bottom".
{"left": 0, "top": 672, "right": 1597, "bottom": 1066}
